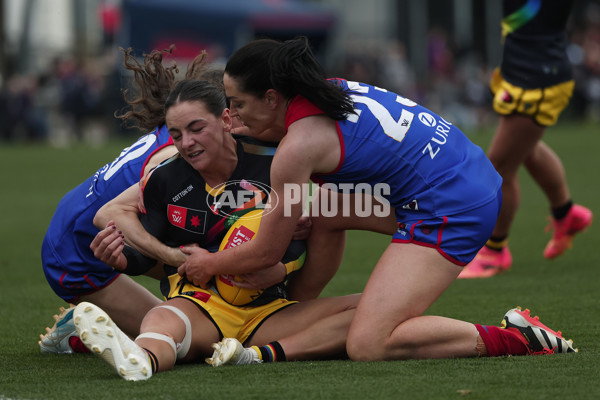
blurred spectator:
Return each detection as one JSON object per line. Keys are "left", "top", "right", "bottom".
{"left": 0, "top": 74, "right": 48, "bottom": 142}
{"left": 99, "top": 0, "right": 122, "bottom": 52}
{"left": 56, "top": 58, "right": 106, "bottom": 142}
{"left": 380, "top": 40, "right": 417, "bottom": 98}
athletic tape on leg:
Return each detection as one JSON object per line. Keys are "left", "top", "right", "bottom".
{"left": 156, "top": 305, "right": 192, "bottom": 359}
{"left": 136, "top": 332, "right": 177, "bottom": 356}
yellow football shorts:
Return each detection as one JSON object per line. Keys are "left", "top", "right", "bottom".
{"left": 489, "top": 67, "right": 574, "bottom": 126}
{"left": 164, "top": 273, "right": 296, "bottom": 344}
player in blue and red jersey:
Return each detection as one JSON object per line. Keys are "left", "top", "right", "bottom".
{"left": 459, "top": 0, "right": 592, "bottom": 278}
{"left": 176, "top": 37, "right": 577, "bottom": 363}
{"left": 39, "top": 47, "right": 205, "bottom": 352}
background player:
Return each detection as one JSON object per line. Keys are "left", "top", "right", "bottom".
{"left": 459, "top": 0, "right": 593, "bottom": 278}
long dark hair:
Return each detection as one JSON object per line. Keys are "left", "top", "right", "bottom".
{"left": 115, "top": 46, "right": 216, "bottom": 130}
{"left": 225, "top": 37, "right": 354, "bottom": 120}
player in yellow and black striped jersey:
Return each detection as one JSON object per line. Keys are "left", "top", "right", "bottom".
{"left": 459, "top": 0, "right": 592, "bottom": 279}
{"left": 81, "top": 79, "right": 360, "bottom": 381}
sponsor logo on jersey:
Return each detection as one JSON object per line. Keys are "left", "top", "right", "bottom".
{"left": 172, "top": 184, "right": 194, "bottom": 202}
{"left": 421, "top": 117, "right": 453, "bottom": 160}
{"left": 418, "top": 112, "right": 436, "bottom": 127}
{"left": 167, "top": 204, "right": 207, "bottom": 234}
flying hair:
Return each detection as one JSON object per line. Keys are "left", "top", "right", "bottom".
{"left": 115, "top": 46, "right": 212, "bottom": 131}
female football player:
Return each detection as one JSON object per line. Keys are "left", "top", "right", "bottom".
{"left": 76, "top": 78, "right": 359, "bottom": 381}
{"left": 176, "top": 37, "right": 577, "bottom": 363}
{"left": 39, "top": 47, "right": 184, "bottom": 350}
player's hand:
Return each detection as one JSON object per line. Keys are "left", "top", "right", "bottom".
{"left": 90, "top": 221, "right": 127, "bottom": 271}
{"left": 292, "top": 215, "right": 312, "bottom": 240}
{"left": 235, "top": 262, "right": 286, "bottom": 290}
{"left": 162, "top": 243, "right": 194, "bottom": 267}
{"left": 178, "top": 246, "right": 212, "bottom": 288}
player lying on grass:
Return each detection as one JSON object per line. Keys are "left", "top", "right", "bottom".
{"left": 76, "top": 78, "right": 360, "bottom": 381}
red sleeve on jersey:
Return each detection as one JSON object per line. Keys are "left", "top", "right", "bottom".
{"left": 284, "top": 95, "right": 325, "bottom": 132}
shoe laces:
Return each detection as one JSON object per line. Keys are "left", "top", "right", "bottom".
{"left": 528, "top": 347, "right": 556, "bottom": 356}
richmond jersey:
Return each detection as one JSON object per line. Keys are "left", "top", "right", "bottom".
{"left": 500, "top": 0, "right": 574, "bottom": 88}
{"left": 296, "top": 80, "right": 502, "bottom": 220}
{"left": 140, "top": 137, "right": 275, "bottom": 252}
{"left": 140, "top": 136, "right": 286, "bottom": 304}
{"left": 42, "top": 125, "right": 173, "bottom": 301}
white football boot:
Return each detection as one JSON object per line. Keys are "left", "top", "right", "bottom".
{"left": 206, "top": 338, "right": 262, "bottom": 367}
{"left": 73, "top": 302, "right": 152, "bottom": 381}
{"left": 501, "top": 307, "right": 577, "bottom": 354}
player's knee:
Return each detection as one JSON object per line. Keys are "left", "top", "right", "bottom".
{"left": 346, "top": 330, "right": 413, "bottom": 361}
{"left": 346, "top": 329, "right": 383, "bottom": 361}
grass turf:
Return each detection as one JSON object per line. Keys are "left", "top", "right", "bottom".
{"left": 0, "top": 121, "right": 598, "bottom": 399}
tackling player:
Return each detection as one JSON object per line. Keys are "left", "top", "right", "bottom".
{"left": 39, "top": 47, "right": 218, "bottom": 352}
{"left": 176, "top": 37, "right": 577, "bottom": 364}
{"left": 76, "top": 79, "right": 359, "bottom": 381}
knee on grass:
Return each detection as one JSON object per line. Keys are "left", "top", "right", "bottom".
{"left": 346, "top": 334, "right": 414, "bottom": 361}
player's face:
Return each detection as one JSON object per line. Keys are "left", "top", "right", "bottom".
{"left": 166, "top": 100, "right": 232, "bottom": 172}
{"left": 224, "top": 73, "right": 285, "bottom": 142}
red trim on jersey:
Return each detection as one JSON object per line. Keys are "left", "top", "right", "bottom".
{"left": 139, "top": 126, "right": 174, "bottom": 180}
{"left": 285, "top": 95, "right": 345, "bottom": 179}
{"left": 284, "top": 95, "right": 324, "bottom": 131}
{"left": 391, "top": 217, "right": 465, "bottom": 266}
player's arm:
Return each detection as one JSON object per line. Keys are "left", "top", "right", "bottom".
{"left": 179, "top": 116, "right": 337, "bottom": 287}
{"left": 90, "top": 220, "right": 162, "bottom": 276}
{"left": 94, "top": 182, "right": 185, "bottom": 267}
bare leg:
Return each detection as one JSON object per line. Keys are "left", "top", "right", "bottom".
{"left": 249, "top": 294, "right": 360, "bottom": 360}
{"left": 347, "top": 243, "right": 479, "bottom": 361}
{"left": 288, "top": 188, "right": 397, "bottom": 301}
{"left": 487, "top": 114, "right": 546, "bottom": 237}
{"left": 79, "top": 274, "right": 161, "bottom": 337}
{"left": 524, "top": 140, "right": 571, "bottom": 208}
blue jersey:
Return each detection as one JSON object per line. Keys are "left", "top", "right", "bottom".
{"left": 286, "top": 80, "right": 502, "bottom": 264}
{"left": 42, "top": 125, "right": 173, "bottom": 301}
{"left": 301, "top": 80, "right": 502, "bottom": 218}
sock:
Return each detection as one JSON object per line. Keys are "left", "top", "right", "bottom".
{"left": 475, "top": 324, "right": 529, "bottom": 357}
{"left": 252, "top": 341, "right": 286, "bottom": 362}
{"left": 485, "top": 235, "right": 508, "bottom": 252}
{"left": 68, "top": 336, "right": 91, "bottom": 353}
{"left": 552, "top": 200, "right": 573, "bottom": 221}
{"left": 144, "top": 348, "right": 159, "bottom": 374}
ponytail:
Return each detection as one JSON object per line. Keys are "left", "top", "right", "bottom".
{"left": 226, "top": 37, "right": 354, "bottom": 120}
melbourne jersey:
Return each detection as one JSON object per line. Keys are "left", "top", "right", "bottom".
{"left": 500, "top": 0, "right": 574, "bottom": 88}
{"left": 42, "top": 125, "right": 173, "bottom": 301}
{"left": 294, "top": 79, "right": 501, "bottom": 220}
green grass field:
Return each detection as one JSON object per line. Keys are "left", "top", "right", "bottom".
{"left": 0, "top": 121, "right": 598, "bottom": 399}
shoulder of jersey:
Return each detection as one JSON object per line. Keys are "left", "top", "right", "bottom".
{"left": 234, "top": 135, "right": 278, "bottom": 156}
